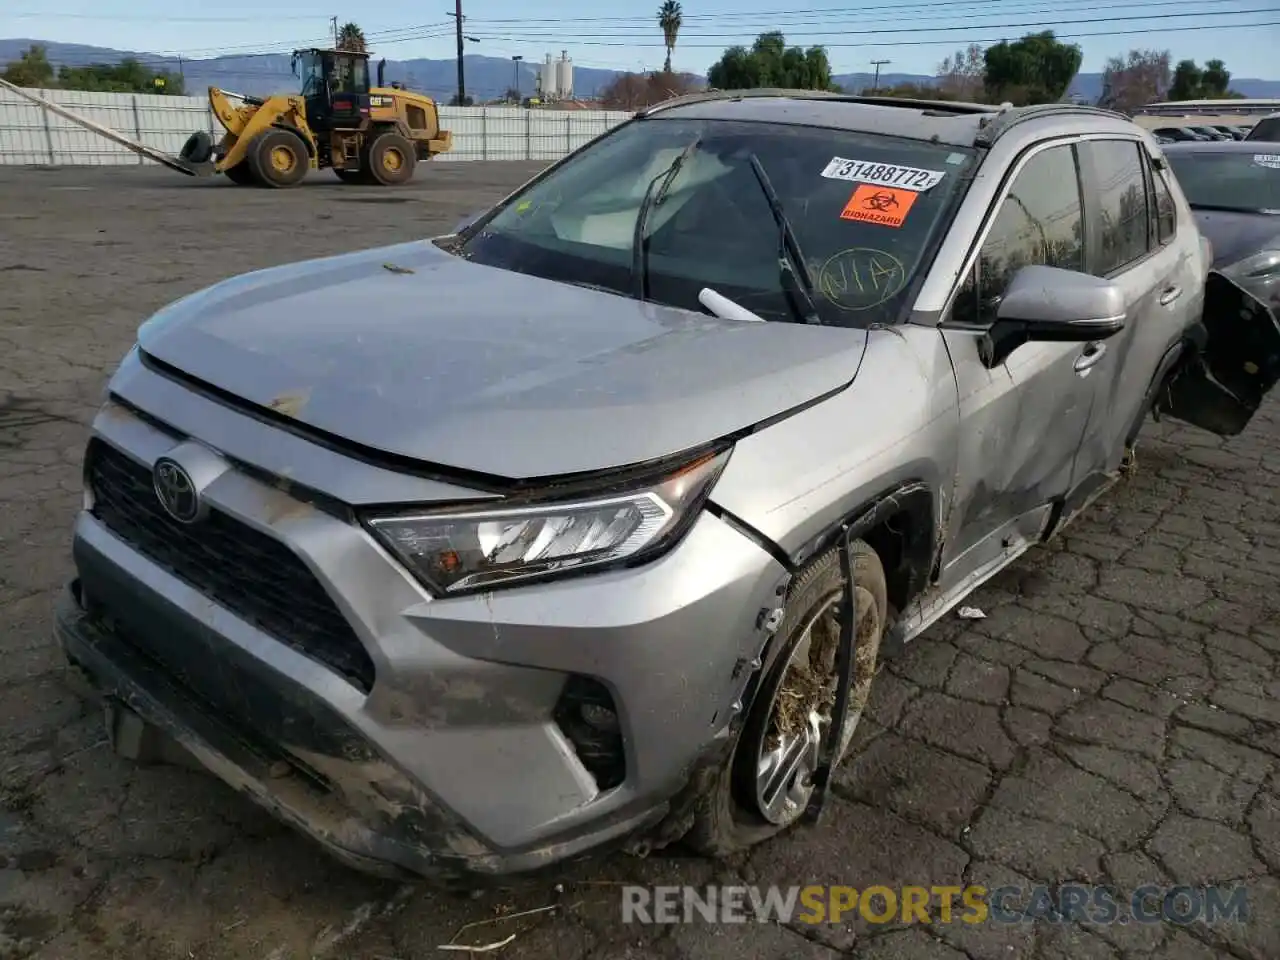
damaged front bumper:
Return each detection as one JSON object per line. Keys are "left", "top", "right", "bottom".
{"left": 56, "top": 579, "right": 676, "bottom": 881}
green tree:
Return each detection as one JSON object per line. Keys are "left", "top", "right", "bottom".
{"left": 336, "top": 22, "right": 367, "bottom": 53}
{"left": 706, "top": 32, "right": 834, "bottom": 91}
{"left": 1168, "top": 57, "right": 1240, "bottom": 100}
{"left": 982, "top": 31, "right": 1083, "bottom": 105}
{"left": 657, "top": 0, "right": 682, "bottom": 75}
{"left": 1169, "top": 59, "right": 1203, "bottom": 100}
{"left": 2, "top": 43, "right": 56, "bottom": 88}
{"left": 56, "top": 58, "right": 184, "bottom": 95}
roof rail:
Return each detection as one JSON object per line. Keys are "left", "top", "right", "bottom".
{"left": 973, "top": 102, "right": 1130, "bottom": 146}
{"left": 638, "top": 87, "right": 1000, "bottom": 118}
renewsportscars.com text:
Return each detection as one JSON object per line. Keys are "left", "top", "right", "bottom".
{"left": 621, "top": 884, "right": 1250, "bottom": 926}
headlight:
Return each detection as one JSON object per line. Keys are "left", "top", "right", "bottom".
{"left": 364, "top": 449, "right": 731, "bottom": 595}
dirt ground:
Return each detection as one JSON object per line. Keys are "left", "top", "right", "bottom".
{"left": 1, "top": 163, "right": 1279, "bottom": 960}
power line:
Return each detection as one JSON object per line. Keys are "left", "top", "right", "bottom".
{"left": 461, "top": 7, "right": 1280, "bottom": 40}
{"left": 474, "top": 19, "right": 1280, "bottom": 49}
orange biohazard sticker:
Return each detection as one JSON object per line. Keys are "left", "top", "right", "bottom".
{"left": 840, "top": 184, "right": 918, "bottom": 228}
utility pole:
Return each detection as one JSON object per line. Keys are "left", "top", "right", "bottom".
{"left": 331, "top": 16, "right": 339, "bottom": 47}
{"left": 870, "top": 58, "right": 890, "bottom": 94}
{"left": 453, "top": 0, "right": 466, "bottom": 105}
{"left": 512, "top": 55, "right": 523, "bottom": 102}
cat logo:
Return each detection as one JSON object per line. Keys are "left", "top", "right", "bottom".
{"left": 370, "top": 96, "right": 392, "bottom": 107}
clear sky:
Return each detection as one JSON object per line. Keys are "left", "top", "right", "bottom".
{"left": 2, "top": 0, "right": 1277, "bottom": 79}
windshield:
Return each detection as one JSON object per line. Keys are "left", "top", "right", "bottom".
{"left": 455, "top": 117, "right": 977, "bottom": 327}
{"left": 297, "top": 52, "right": 324, "bottom": 97}
{"left": 1165, "top": 151, "right": 1280, "bottom": 213}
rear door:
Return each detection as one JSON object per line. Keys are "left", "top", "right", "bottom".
{"left": 1071, "top": 137, "right": 1203, "bottom": 474}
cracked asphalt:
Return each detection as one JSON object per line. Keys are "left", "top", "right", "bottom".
{"left": 1, "top": 164, "right": 1279, "bottom": 960}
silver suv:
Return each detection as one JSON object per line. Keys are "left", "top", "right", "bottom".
{"left": 56, "top": 92, "right": 1280, "bottom": 882}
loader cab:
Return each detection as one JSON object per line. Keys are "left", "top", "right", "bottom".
{"left": 292, "top": 47, "right": 371, "bottom": 131}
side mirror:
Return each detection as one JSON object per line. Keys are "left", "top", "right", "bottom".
{"left": 983, "top": 265, "right": 1127, "bottom": 368}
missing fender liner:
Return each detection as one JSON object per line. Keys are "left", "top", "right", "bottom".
{"left": 799, "top": 522, "right": 857, "bottom": 825}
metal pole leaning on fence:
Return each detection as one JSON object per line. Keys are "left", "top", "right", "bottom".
{"left": 481, "top": 108, "right": 488, "bottom": 161}
{"left": 131, "top": 96, "right": 144, "bottom": 165}
{"left": 42, "top": 95, "right": 55, "bottom": 165}
{"left": 525, "top": 110, "right": 532, "bottom": 160}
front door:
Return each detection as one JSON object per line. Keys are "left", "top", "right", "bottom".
{"left": 938, "top": 140, "right": 1098, "bottom": 578}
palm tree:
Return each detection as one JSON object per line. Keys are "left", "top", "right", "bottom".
{"left": 336, "top": 22, "right": 367, "bottom": 53}
{"left": 657, "top": 1, "right": 682, "bottom": 74}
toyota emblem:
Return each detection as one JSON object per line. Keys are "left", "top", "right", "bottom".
{"left": 153, "top": 457, "right": 202, "bottom": 523}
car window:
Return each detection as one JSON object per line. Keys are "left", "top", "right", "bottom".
{"left": 1164, "top": 150, "right": 1280, "bottom": 213}
{"left": 1245, "top": 117, "right": 1280, "bottom": 141}
{"left": 454, "top": 116, "right": 978, "bottom": 328}
{"left": 1148, "top": 156, "right": 1177, "bottom": 244}
{"left": 951, "top": 143, "right": 1083, "bottom": 325}
{"left": 1084, "top": 139, "right": 1151, "bottom": 275}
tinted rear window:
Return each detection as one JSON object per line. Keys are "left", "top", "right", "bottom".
{"left": 456, "top": 116, "right": 977, "bottom": 327}
{"left": 1245, "top": 117, "right": 1280, "bottom": 141}
{"left": 1165, "top": 151, "right": 1280, "bottom": 213}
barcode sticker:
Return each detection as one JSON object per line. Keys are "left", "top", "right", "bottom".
{"left": 821, "top": 156, "right": 946, "bottom": 192}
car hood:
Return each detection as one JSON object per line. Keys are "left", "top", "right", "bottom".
{"left": 137, "top": 240, "right": 868, "bottom": 480}
{"left": 1193, "top": 208, "right": 1280, "bottom": 269}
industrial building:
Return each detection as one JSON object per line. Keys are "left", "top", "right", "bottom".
{"left": 536, "top": 51, "right": 574, "bottom": 101}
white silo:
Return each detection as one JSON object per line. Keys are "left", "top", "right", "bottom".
{"left": 540, "top": 54, "right": 556, "bottom": 98}
{"left": 556, "top": 50, "right": 573, "bottom": 100}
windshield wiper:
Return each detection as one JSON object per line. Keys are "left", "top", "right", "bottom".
{"left": 632, "top": 136, "right": 701, "bottom": 301}
{"left": 747, "top": 153, "right": 822, "bottom": 325}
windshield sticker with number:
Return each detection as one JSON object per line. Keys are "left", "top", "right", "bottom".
{"left": 817, "top": 248, "right": 908, "bottom": 311}
{"left": 1254, "top": 154, "right": 1280, "bottom": 169}
{"left": 840, "top": 184, "right": 918, "bottom": 228}
{"left": 821, "top": 156, "right": 946, "bottom": 191}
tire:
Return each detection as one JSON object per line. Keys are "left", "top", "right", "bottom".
{"left": 222, "top": 160, "right": 255, "bottom": 185}
{"left": 247, "top": 128, "right": 309, "bottom": 188}
{"left": 333, "top": 168, "right": 368, "bottom": 184}
{"left": 366, "top": 131, "right": 417, "bottom": 185}
{"left": 179, "top": 130, "right": 213, "bottom": 165}
{"left": 684, "top": 540, "right": 888, "bottom": 857}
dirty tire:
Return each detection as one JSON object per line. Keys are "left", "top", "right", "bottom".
{"left": 222, "top": 160, "right": 256, "bottom": 185}
{"left": 248, "top": 129, "right": 309, "bottom": 188}
{"left": 684, "top": 541, "right": 887, "bottom": 857}
{"left": 366, "top": 131, "right": 417, "bottom": 185}
{"left": 179, "top": 130, "right": 213, "bottom": 165}
{"left": 334, "top": 168, "right": 368, "bottom": 184}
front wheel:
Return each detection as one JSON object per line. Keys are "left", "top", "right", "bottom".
{"left": 684, "top": 540, "right": 887, "bottom": 856}
{"left": 366, "top": 131, "right": 417, "bottom": 185}
{"left": 248, "top": 129, "right": 309, "bottom": 188}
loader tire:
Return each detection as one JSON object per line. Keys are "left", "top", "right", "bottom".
{"left": 222, "top": 160, "right": 255, "bottom": 185}
{"left": 334, "top": 169, "right": 368, "bottom": 184}
{"left": 248, "top": 129, "right": 308, "bottom": 188}
{"left": 179, "top": 131, "right": 213, "bottom": 165}
{"left": 367, "top": 132, "right": 416, "bottom": 185}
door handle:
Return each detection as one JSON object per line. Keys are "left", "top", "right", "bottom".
{"left": 1159, "top": 285, "right": 1182, "bottom": 306}
{"left": 1074, "top": 342, "right": 1106, "bottom": 375}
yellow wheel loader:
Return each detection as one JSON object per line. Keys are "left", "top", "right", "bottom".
{"left": 178, "top": 48, "right": 453, "bottom": 188}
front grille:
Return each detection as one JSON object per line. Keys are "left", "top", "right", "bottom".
{"left": 85, "top": 439, "right": 376, "bottom": 693}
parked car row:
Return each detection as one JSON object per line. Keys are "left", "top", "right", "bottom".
{"left": 1152, "top": 112, "right": 1280, "bottom": 145}
{"left": 54, "top": 91, "right": 1280, "bottom": 886}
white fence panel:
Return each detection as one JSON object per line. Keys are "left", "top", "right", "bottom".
{"left": 0, "top": 86, "right": 632, "bottom": 167}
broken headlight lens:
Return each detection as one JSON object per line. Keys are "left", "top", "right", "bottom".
{"left": 365, "top": 449, "right": 730, "bottom": 595}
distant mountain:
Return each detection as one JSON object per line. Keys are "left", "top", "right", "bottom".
{"left": 5, "top": 38, "right": 1280, "bottom": 103}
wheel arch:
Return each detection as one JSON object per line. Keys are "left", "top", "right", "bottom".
{"left": 785, "top": 479, "right": 938, "bottom": 621}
